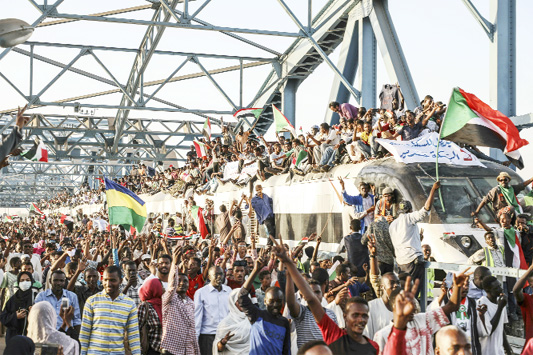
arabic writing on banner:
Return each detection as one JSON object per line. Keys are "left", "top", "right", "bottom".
{"left": 222, "top": 160, "right": 259, "bottom": 181}
{"left": 222, "top": 161, "right": 240, "bottom": 181}
{"left": 376, "top": 132, "right": 486, "bottom": 167}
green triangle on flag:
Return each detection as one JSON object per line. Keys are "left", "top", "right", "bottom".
{"left": 234, "top": 108, "right": 263, "bottom": 121}
{"left": 272, "top": 105, "right": 296, "bottom": 137}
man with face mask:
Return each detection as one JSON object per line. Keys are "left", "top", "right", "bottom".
{"left": 194, "top": 266, "right": 231, "bottom": 355}
{"left": 239, "top": 252, "right": 291, "bottom": 355}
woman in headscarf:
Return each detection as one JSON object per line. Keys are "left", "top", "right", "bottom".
{"left": 26, "top": 301, "right": 79, "bottom": 355}
{"left": 0, "top": 271, "right": 37, "bottom": 341}
{"left": 4, "top": 335, "right": 35, "bottom": 355}
{"left": 212, "top": 288, "right": 251, "bottom": 354}
{"left": 138, "top": 277, "right": 164, "bottom": 355}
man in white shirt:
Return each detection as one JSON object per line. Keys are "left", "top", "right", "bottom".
{"left": 307, "top": 123, "right": 340, "bottom": 171}
{"left": 364, "top": 273, "right": 400, "bottom": 340}
{"left": 476, "top": 276, "right": 513, "bottom": 355}
{"left": 389, "top": 181, "right": 440, "bottom": 294}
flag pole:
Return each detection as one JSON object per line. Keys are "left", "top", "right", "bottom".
{"left": 435, "top": 138, "right": 445, "bottom": 213}
{"left": 435, "top": 88, "right": 456, "bottom": 213}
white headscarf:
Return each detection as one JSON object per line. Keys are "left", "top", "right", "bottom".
{"left": 212, "top": 288, "right": 251, "bottom": 355}
{"left": 26, "top": 302, "right": 79, "bottom": 355}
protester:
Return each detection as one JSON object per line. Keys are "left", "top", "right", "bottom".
{"left": 138, "top": 277, "right": 164, "bottom": 355}
{"left": 476, "top": 276, "right": 514, "bottom": 354}
{"left": 213, "top": 288, "right": 251, "bottom": 355}
{"left": 194, "top": 266, "right": 231, "bottom": 355}
{"left": 161, "top": 247, "right": 200, "bottom": 355}
{"left": 26, "top": 301, "right": 79, "bottom": 355}
{"left": 389, "top": 181, "right": 440, "bottom": 289}
{"left": 0, "top": 272, "right": 36, "bottom": 340}
{"left": 238, "top": 249, "right": 291, "bottom": 355}
{"left": 80, "top": 266, "right": 141, "bottom": 355}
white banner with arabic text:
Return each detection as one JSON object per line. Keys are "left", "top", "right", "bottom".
{"left": 376, "top": 132, "right": 485, "bottom": 167}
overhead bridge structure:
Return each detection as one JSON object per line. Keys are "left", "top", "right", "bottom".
{"left": 0, "top": 0, "right": 522, "bottom": 207}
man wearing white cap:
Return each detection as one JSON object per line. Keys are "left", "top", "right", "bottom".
{"left": 473, "top": 171, "right": 533, "bottom": 216}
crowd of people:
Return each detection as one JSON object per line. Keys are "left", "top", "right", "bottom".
{"left": 1, "top": 95, "right": 533, "bottom": 355}
{"left": 0, "top": 167, "right": 532, "bottom": 354}
{"left": 38, "top": 91, "right": 516, "bottom": 211}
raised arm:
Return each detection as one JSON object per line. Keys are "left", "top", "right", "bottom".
{"left": 285, "top": 271, "right": 301, "bottom": 318}
{"left": 474, "top": 217, "right": 492, "bottom": 233}
{"left": 513, "top": 264, "right": 533, "bottom": 304}
{"left": 311, "top": 236, "right": 321, "bottom": 263}
{"left": 441, "top": 268, "right": 472, "bottom": 316}
{"left": 274, "top": 240, "right": 325, "bottom": 322}
{"left": 424, "top": 181, "right": 441, "bottom": 211}
{"left": 202, "top": 241, "right": 215, "bottom": 280}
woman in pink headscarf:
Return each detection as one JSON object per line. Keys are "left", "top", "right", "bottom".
{"left": 138, "top": 278, "right": 163, "bottom": 355}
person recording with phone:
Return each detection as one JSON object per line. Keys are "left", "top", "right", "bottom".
{"left": 35, "top": 269, "right": 82, "bottom": 341}
{"left": 0, "top": 271, "right": 38, "bottom": 341}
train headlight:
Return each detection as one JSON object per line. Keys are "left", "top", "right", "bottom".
{"left": 460, "top": 236, "right": 472, "bottom": 249}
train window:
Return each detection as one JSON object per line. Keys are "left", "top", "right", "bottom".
{"left": 418, "top": 177, "right": 492, "bottom": 224}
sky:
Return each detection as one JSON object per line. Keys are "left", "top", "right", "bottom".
{"left": 1, "top": 0, "right": 532, "bottom": 179}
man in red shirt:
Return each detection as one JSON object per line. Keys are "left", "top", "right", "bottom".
{"left": 274, "top": 241, "right": 379, "bottom": 354}
{"left": 187, "top": 242, "right": 214, "bottom": 299}
{"left": 226, "top": 260, "right": 257, "bottom": 302}
{"left": 513, "top": 263, "right": 533, "bottom": 352}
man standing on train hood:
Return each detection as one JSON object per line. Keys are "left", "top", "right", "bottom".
{"left": 389, "top": 181, "right": 440, "bottom": 294}
{"left": 251, "top": 184, "right": 276, "bottom": 246}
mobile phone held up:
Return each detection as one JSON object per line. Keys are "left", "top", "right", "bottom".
{"left": 61, "top": 297, "right": 69, "bottom": 310}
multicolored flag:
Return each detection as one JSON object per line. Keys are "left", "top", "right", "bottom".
{"left": 233, "top": 108, "right": 263, "bottom": 122}
{"left": 105, "top": 177, "right": 147, "bottom": 233}
{"left": 21, "top": 140, "right": 48, "bottom": 162}
{"left": 272, "top": 105, "right": 296, "bottom": 137}
{"left": 29, "top": 203, "right": 44, "bottom": 216}
{"left": 202, "top": 117, "right": 212, "bottom": 141}
{"left": 440, "top": 88, "right": 529, "bottom": 168}
{"left": 193, "top": 140, "right": 207, "bottom": 159}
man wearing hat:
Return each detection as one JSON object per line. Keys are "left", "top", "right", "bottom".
{"left": 338, "top": 177, "right": 375, "bottom": 233}
{"left": 389, "top": 181, "right": 441, "bottom": 292}
{"left": 374, "top": 187, "right": 398, "bottom": 223}
{"left": 473, "top": 172, "right": 533, "bottom": 217}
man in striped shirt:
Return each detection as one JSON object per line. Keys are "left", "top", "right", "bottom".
{"left": 80, "top": 265, "right": 141, "bottom": 355}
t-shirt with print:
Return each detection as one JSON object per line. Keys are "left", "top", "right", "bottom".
{"left": 238, "top": 288, "right": 291, "bottom": 355}
{"left": 373, "top": 307, "right": 449, "bottom": 355}
{"left": 318, "top": 313, "right": 379, "bottom": 355}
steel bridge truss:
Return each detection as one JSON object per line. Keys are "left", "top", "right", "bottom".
{"left": 0, "top": 0, "right": 519, "bottom": 206}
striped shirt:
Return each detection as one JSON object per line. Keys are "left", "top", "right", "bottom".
{"left": 80, "top": 291, "right": 141, "bottom": 355}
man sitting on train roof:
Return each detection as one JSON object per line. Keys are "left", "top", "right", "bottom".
{"left": 472, "top": 172, "right": 533, "bottom": 217}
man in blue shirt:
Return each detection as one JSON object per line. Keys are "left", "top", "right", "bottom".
{"left": 251, "top": 185, "right": 276, "bottom": 245}
{"left": 239, "top": 253, "right": 291, "bottom": 355}
{"left": 35, "top": 269, "right": 82, "bottom": 340}
{"left": 339, "top": 177, "right": 375, "bottom": 233}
